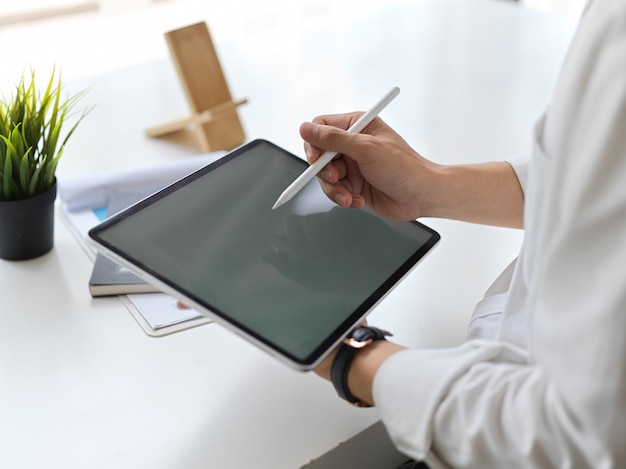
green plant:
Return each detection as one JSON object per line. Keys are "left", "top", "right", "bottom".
{"left": 0, "top": 70, "right": 89, "bottom": 201}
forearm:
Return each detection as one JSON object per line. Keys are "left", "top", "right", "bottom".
{"left": 346, "top": 341, "right": 407, "bottom": 406}
{"left": 316, "top": 340, "right": 407, "bottom": 407}
{"left": 422, "top": 161, "right": 524, "bottom": 229}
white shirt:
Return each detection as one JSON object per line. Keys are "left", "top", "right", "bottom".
{"left": 373, "top": 0, "right": 626, "bottom": 467}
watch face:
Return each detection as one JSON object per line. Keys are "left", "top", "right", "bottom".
{"left": 345, "top": 326, "right": 391, "bottom": 348}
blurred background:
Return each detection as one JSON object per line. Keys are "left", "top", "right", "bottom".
{"left": 0, "top": 0, "right": 586, "bottom": 95}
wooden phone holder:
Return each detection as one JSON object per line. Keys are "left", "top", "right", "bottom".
{"left": 146, "top": 22, "right": 247, "bottom": 152}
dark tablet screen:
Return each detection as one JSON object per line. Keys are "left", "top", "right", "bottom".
{"left": 89, "top": 140, "right": 439, "bottom": 368}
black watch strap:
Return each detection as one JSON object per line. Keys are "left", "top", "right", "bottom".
{"left": 330, "top": 325, "right": 392, "bottom": 407}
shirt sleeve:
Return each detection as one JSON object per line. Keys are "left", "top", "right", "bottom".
{"left": 373, "top": 1, "right": 626, "bottom": 467}
{"left": 373, "top": 340, "right": 529, "bottom": 464}
{"left": 506, "top": 157, "right": 529, "bottom": 195}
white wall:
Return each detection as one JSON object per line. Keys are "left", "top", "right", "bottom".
{"left": 521, "top": 0, "right": 586, "bottom": 23}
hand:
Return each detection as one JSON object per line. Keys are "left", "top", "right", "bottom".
{"left": 313, "top": 318, "right": 369, "bottom": 381}
{"left": 300, "top": 113, "right": 440, "bottom": 221}
{"left": 300, "top": 112, "right": 525, "bottom": 228}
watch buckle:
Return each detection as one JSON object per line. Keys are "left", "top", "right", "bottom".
{"left": 343, "top": 337, "right": 374, "bottom": 349}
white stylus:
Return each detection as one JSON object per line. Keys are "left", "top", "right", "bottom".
{"left": 272, "top": 86, "right": 400, "bottom": 210}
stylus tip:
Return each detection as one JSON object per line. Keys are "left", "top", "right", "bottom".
{"left": 272, "top": 193, "right": 287, "bottom": 210}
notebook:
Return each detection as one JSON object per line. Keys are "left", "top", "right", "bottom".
{"left": 89, "top": 191, "right": 160, "bottom": 296}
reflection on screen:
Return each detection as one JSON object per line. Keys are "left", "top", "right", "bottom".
{"left": 96, "top": 141, "right": 436, "bottom": 362}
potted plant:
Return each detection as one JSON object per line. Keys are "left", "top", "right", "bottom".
{"left": 0, "top": 70, "right": 89, "bottom": 260}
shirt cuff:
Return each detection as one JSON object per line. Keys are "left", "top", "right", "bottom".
{"left": 506, "top": 156, "right": 529, "bottom": 195}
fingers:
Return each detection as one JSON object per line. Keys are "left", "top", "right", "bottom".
{"left": 299, "top": 112, "right": 384, "bottom": 209}
{"left": 300, "top": 112, "right": 364, "bottom": 163}
{"left": 317, "top": 176, "right": 365, "bottom": 209}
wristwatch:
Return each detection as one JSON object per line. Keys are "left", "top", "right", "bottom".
{"left": 330, "top": 325, "right": 392, "bottom": 407}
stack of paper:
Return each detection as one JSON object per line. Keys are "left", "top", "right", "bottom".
{"left": 58, "top": 152, "right": 225, "bottom": 336}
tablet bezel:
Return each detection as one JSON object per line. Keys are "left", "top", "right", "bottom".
{"left": 88, "top": 139, "right": 440, "bottom": 370}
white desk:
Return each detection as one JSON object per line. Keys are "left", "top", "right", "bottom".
{"left": 0, "top": 1, "right": 573, "bottom": 468}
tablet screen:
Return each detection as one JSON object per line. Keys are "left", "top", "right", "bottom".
{"left": 89, "top": 140, "right": 439, "bottom": 369}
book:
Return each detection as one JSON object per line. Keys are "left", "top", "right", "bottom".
{"left": 58, "top": 158, "right": 214, "bottom": 335}
{"left": 88, "top": 190, "right": 160, "bottom": 297}
{"left": 89, "top": 253, "right": 160, "bottom": 296}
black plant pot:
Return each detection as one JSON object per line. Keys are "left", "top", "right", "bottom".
{"left": 0, "top": 182, "right": 57, "bottom": 261}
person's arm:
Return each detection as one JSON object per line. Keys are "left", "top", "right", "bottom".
{"left": 425, "top": 161, "right": 524, "bottom": 228}
{"left": 315, "top": 339, "right": 406, "bottom": 407}
{"left": 300, "top": 117, "right": 524, "bottom": 228}
{"left": 317, "top": 1, "right": 626, "bottom": 466}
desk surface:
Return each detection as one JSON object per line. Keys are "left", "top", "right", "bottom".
{"left": 0, "top": 1, "right": 573, "bottom": 468}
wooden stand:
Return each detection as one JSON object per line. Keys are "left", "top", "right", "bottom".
{"left": 146, "top": 22, "right": 247, "bottom": 152}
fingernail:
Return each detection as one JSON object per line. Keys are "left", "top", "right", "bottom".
{"left": 336, "top": 194, "right": 347, "bottom": 206}
{"left": 322, "top": 169, "right": 331, "bottom": 181}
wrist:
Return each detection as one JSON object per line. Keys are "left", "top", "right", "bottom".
{"left": 330, "top": 326, "right": 404, "bottom": 407}
{"left": 413, "top": 161, "right": 447, "bottom": 219}
{"left": 397, "top": 156, "right": 447, "bottom": 220}
{"left": 346, "top": 340, "right": 406, "bottom": 406}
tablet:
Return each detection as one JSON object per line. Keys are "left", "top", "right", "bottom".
{"left": 88, "top": 139, "right": 440, "bottom": 370}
